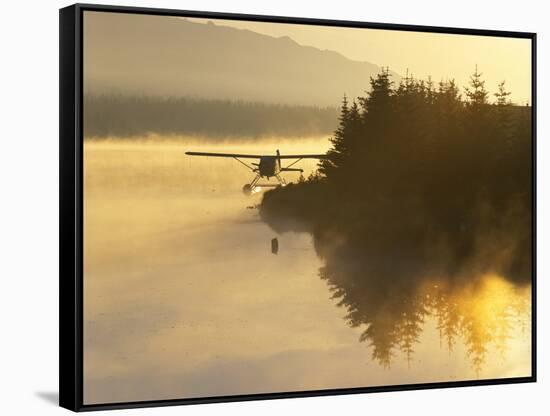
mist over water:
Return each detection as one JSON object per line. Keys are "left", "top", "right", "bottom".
{"left": 83, "top": 137, "right": 531, "bottom": 404}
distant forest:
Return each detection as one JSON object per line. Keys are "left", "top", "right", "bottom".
{"left": 84, "top": 95, "right": 338, "bottom": 139}
{"left": 260, "top": 68, "right": 532, "bottom": 369}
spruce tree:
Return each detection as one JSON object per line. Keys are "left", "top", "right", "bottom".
{"left": 494, "top": 80, "right": 512, "bottom": 106}
{"left": 318, "top": 94, "right": 350, "bottom": 179}
{"left": 359, "top": 67, "right": 394, "bottom": 118}
{"left": 464, "top": 65, "right": 489, "bottom": 106}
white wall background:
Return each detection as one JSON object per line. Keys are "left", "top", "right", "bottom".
{"left": 0, "top": 0, "right": 546, "bottom": 414}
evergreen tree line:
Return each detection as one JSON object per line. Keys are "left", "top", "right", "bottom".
{"left": 325, "top": 68, "right": 532, "bottom": 285}
{"left": 84, "top": 95, "right": 338, "bottom": 139}
{"left": 262, "top": 67, "right": 532, "bottom": 286}
{"left": 260, "top": 68, "right": 532, "bottom": 367}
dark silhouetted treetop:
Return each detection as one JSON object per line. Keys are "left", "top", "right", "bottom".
{"left": 464, "top": 65, "right": 489, "bottom": 107}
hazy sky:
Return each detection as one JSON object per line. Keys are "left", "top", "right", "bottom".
{"left": 192, "top": 17, "right": 532, "bottom": 104}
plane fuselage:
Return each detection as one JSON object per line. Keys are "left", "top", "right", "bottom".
{"left": 258, "top": 156, "right": 280, "bottom": 178}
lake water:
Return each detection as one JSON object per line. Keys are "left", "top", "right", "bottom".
{"left": 83, "top": 137, "right": 531, "bottom": 404}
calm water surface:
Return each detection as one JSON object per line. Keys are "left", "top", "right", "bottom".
{"left": 83, "top": 138, "right": 531, "bottom": 404}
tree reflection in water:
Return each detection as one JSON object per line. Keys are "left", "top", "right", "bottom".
{"left": 319, "top": 250, "right": 530, "bottom": 373}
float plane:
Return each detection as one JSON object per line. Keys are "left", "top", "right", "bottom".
{"left": 185, "top": 149, "right": 328, "bottom": 195}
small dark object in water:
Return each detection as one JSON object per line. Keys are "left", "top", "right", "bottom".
{"left": 271, "top": 237, "right": 279, "bottom": 254}
{"left": 246, "top": 205, "right": 255, "bottom": 209}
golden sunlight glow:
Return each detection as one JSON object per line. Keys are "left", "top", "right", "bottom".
{"left": 82, "top": 11, "right": 532, "bottom": 404}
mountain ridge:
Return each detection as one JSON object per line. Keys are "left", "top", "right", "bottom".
{"left": 84, "top": 12, "right": 400, "bottom": 106}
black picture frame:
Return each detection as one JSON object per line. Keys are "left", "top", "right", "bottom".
{"left": 60, "top": 3, "right": 537, "bottom": 412}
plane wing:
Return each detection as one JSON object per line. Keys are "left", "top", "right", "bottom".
{"left": 186, "top": 151, "right": 263, "bottom": 159}
{"left": 277, "top": 154, "right": 329, "bottom": 159}
{"left": 186, "top": 151, "right": 329, "bottom": 159}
